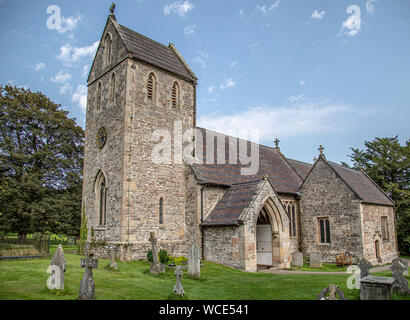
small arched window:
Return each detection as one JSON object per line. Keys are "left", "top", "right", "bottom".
{"left": 95, "top": 171, "right": 107, "bottom": 226}
{"left": 147, "top": 73, "right": 155, "bottom": 101}
{"left": 159, "top": 198, "right": 163, "bottom": 224}
{"left": 103, "top": 33, "right": 112, "bottom": 67}
{"left": 110, "top": 73, "right": 115, "bottom": 103}
{"left": 172, "top": 82, "right": 179, "bottom": 108}
{"left": 96, "top": 82, "right": 102, "bottom": 110}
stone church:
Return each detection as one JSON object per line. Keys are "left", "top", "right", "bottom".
{"left": 82, "top": 9, "right": 399, "bottom": 272}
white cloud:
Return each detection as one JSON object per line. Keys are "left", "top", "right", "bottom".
{"left": 239, "top": 9, "right": 245, "bottom": 19}
{"left": 72, "top": 85, "right": 87, "bottom": 111}
{"left": 208, "top": 85, "right": 215, "bottom": 93}
{"left": 34, "top": 62, "right": 46, "bottom": 71}
{"left": 56, "top": 14, "right": 82, "bottom": 35}
{"left": 184, "top": 25, "right": 196, "bottom": 36}
{"left": 59, "top": 82, "right": 72, "bottom": 95}
{"left": 164, "top": 1, "right": 194, "bottom": 17}
{"left": 220, "top": 78, "right": 236, "bottom": 90}
{"left": 57, "top": 41, "right": 99, "bottom": 65}
{"left": 192, "top": 56, "right": 206, "bottom": 69}
{"left": 81, "top": 64, "right": 90, "bottom": 78}
{"left": 311, "top": 9, "right": 326, "bottom": 20}
{"left": 51, "top": 69, "right": 72, "bottom": 83}
{"left": 366, "top": 0, "right": 377, "bottom": 15}
{"left": 198, "top": 100, "right": 353, "bottom": 141}
{"left": 256, "top": 0, "right": 281, "bottom": 14}
{"left": 250, "top": 42, "right": 263, "bottom": 53}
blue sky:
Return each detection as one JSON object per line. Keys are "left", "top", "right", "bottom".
{"left": 1, "top": 0, "right": 409, "bottom": 164}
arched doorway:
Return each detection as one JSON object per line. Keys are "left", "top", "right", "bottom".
{"left": 256, "top": 207, "right": 273, "bottom": 267}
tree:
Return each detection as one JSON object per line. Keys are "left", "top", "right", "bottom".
{"left": 0, "top": 85, "right": 84, "bottom": 239}
{"left": 349, "top": 137, "right": 410, "bottom": 255}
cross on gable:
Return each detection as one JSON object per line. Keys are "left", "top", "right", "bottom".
{"left": 110, "top": 2, "right": 116, "bottom": 15}
{"left": 318, "top": 145, "right": 325, "bottom": 157}
{"left": 274, "top": 138, "right": 280, "bottom": 149}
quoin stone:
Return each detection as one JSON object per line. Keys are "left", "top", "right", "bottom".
{"left": 187, "top": 243, "right": 200, "bottom": 278}
{"left": 78, "top": 253, "right": 98, "bottom": 300}
{"left": 49, "top": 244, "right": 66, "bottom": 290}
{"left": 291, "top": 251, "right": 303, "bottom": 267}
{"left": 309, "top": 252, "right": 322, "bottom": 268}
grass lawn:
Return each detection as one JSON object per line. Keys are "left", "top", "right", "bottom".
{"left": 0, "top": 245, "right": 408, "bottom": 300}
{"left": 287, "top": 262, "right": 348, "bottom": 272}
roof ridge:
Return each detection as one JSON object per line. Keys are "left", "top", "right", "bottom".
{"left": 327, "top": 160, "right": 361, "bottom": 174}
{"left": 230, "top": 179, "right": 263, "bottom": 187}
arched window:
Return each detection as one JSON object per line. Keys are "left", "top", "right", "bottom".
{"left": 96, "top": 82, "right": 102, "bottom": 110}
{"left": 110, "top": 73, "right": 115, "bottom": 103}
{"left": 171, "top": 82, "right": 179, "bottom": 108}
{"left": 103, "top": 33, "right": 112, "bottom": 67}
{"left": 95, "top": 171, "right": 107, "bottom": 226}
{"left": 159, "top": 198, "right": 163, "bottom": 224}
{"left": 147, "top": 73, "right": 155, "bottom": 101}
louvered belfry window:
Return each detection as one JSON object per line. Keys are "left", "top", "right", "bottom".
{"left": 172, "top": 82, "right": 178, "bottom": 108}
{"left": 147, "top": 74, "right": 154, "bottom": 101}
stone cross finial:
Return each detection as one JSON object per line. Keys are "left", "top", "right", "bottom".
{"left": 110, "top": 2, "right": 116, "bottom": 15}
{"left": 274, "top": 138, "right": 280, "bottom": 149}
{"left": 318, "top": 145, "right": 325, "bottom": 157}
{"left": 390, "top": 258, "right": 410, "bottom": 294}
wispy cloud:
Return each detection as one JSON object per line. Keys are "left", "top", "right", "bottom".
{"left": 256, "top": 0, "right": 281, "bottom": 15}
{"left": 51, "top": 69, "right": 72, "bottom": 83}
{"left": 59, "top": 82, "right": 72, "bottom": 95}
{"left": 219, "top": 78, "right": 236, "bottom": 90}
{"left": 164, "top": 1, "right": 194, "bottom": 17}
{"left": 184, "top": 25, "right": 196, "bottom": 36}
{"left": 72, "top": 85, "right": 87, "bottom": 111}
{"left": 34, "top": 62, "right": 46, "bottom": 71}
{"left": 311, "top": 9, "right": 326, "bottom": 20}
{"left": 208, "top": 85, "right": 215, "bottom": 93}
{"left": 56, "top": 41, "right": 99, "bottom": 65}
{"left": 198, "top": 98, "right": 357, "bottom": 141}
{"left": 56, "top": 14, "right": 82, "bottom": 36}
{"left": 250, "top": 42, "right": 263, "bottom": 54}
{"left": 191, "top": 51, "right": 209, "bottom": 69}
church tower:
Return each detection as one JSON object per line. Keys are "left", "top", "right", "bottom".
{"left": 82, "top": 6, "right": 198, "bottom": 259}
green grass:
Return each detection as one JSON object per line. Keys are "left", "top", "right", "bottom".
{"left": 287, "top": 262, "right": 348, "bottom": 272}
{"left": 0, "top": 245, "right": 408, "bottom": 300}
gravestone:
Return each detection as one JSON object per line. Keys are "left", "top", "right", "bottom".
{"left": 173, "top": 266, "right": 185, "bottom": 296}
{"left": 358, "top": 259, "right": 372, "bottom": 279}
{"left": 148, "top": 231, "right": 165, "bottom": 274}
{"left": 360, "top": 275, "right": 394, "bottom": 300}
{"left": 291, "top": 251, "right": 303, "bottom": 267}
{"left": 317, "top": 284, "right": 346, "bottom": 300}
{"left": 187, "top": 243, "right": 200, "bottom": 278}
{"left": 309, "top": 252, "right": 322, "bottom": 268}
{"left": 49, "top": 244, "right": 66, "bottom": 290}
{"left": 390, "top": 258, "right": 410, "bottom": 294}
{"left": 109, "top": 246, "right": 118, "bottom": 271}
{"left": 78, "top": 253, "right": 98, "bottom": 300}
{"left": 399, "top": 258, "right": 408, "bottom": 277}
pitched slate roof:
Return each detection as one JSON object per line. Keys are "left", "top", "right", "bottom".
{"left": 201, "top": 180, "right": 263, "bottom": 226}
{"left": 192, "top": 128, "right": 303, "bottom": 195}
{"left": 326, "top": 160, "right": 395, "bottom": 206}
{"left": 116, "top": 24, "right": 196, "bottom": 81}
{"left": 286, "top": 158, "right": 313, "bottom": 181}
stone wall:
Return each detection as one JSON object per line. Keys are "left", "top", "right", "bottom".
{"left": 203, "top": 225, "right": 245, "bottom": 270}
{"left": 299, "top": 159, "right": 363, "bottom": 262}
{"left": 361, "top": 203, "right": 398, "bottom": 264}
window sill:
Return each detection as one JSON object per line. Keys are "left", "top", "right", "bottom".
{"left": 94, "top": 226, "right": 106, "bottom": 231}
{"left": 317, "top": 243, "right": 331, "bottom": 246}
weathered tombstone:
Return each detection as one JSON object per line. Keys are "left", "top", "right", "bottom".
{"left": 109, "top": 246, "right": 118, "bottom": 271}
{"left": 309, "top": 252, "right": 322, "bottom": 268}
{"left": 360, "top": 275, "right": 395, "bottom": 300}
{"left": 399, "top": 258, "right": 408, "bottom": 277}
{"left": 187, "top": 243, "right": 200, "bottom": 278}
{"left": 291, "top": 251, "right": 303, "bottom": 267}
{"left": 317, "top": 284, "right": 346, "bottom": 300}
{"left": 173, "top": 266, "right": 185, "bottom": 296}
{"left": 390, "top": 258, "right": 410, "bottom": 294}
{"left": 148, "top": 231, "right": 165, "bottom": 274}
{"left": 49, "top": 244, "right": 66, "bottom": 290}
{"left": 78, "top": 253, "right": 98, "bottom": 300}
{"left": 358, "top": 258, "right": 372, "bottom": 279}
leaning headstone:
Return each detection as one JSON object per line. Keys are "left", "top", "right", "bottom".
{"left": 78, "top": 253, "right": 98, "bottom": 300}
{"left": 49, "top": 244, "right": 66, "bottom": 290}
{"left": 109, "top": 246, "right": 118, "bottom": 271}
{"left": 187, "top": 243, "right": 200, "bottom": 278}
{"left": 317, "top": 284, "right": 346, "bottom": 300}
{"left": 309, "top": 252, "right": 322, "bottom": 268}
{"left": 173, "top": 266, "right": 185, "bottom": 296}
{"left": 358, "top": 259, "right": 372, "bottom": 279}
{"left": 291, "top": 251, "right": 303, "bottom": 267}
{"left": 390, "top": 258, "right": 410, "bottom": 294}
{"left": 148, "top": 231, "right": 165, "bottom": 274}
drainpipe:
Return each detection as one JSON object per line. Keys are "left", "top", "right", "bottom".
{"left": 200, "top": 187, "right": 204, "bottom": 260}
